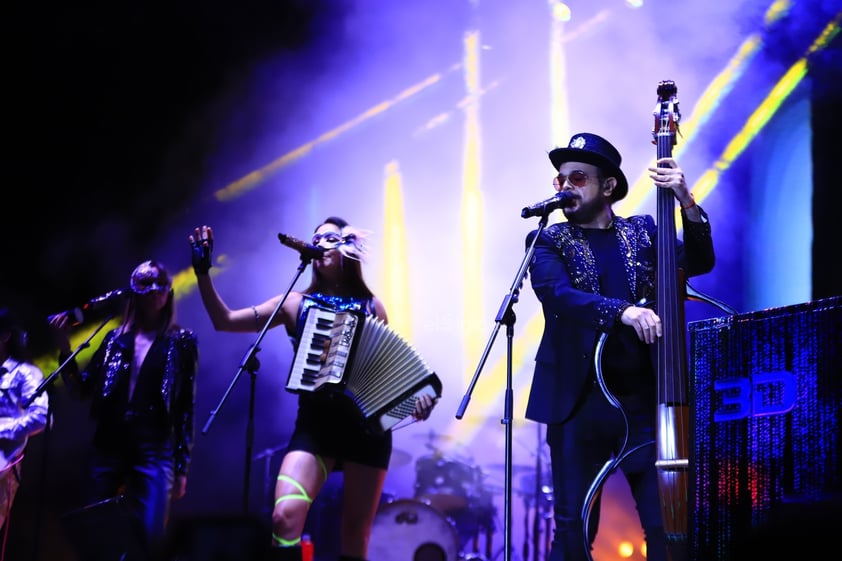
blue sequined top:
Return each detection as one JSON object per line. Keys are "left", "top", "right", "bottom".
{"left": 292, "top": 292, "right": 375, "bottom": 350}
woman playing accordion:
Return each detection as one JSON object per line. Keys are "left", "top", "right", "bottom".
{"left": 188, "top": 216, "right": 438, "bottom": 561}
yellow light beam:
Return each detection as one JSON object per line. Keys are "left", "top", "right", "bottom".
{"left": 213, "top": 69, "right": 458, "bottom": 202}
{"left": 616, "top": 0, "right": 797, "bottom": 217}
{"left": 414, "top": 79, "right": 502, "bottom": 138}
{"left": 549, "top": 10, "right": 572, "bottom": 147}
{"left": 382, "top": 161, "right": 412, "bottom": 338}
{"left": 693, "top": 13, "right": 841, "bottom": 203}
{"left": 461, "top": 30, "right": 485, "bottom": 375}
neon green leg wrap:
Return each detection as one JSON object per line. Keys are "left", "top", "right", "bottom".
{"left": 274, "top": 474, "right": 314, "bottom": 507}
{"left": 272, "top": 472, "right": 318, "bottom": 547}
{"left": 316, "top": 455, "right": 328, "bottom": 480}
{"left": 272, "top": 533, "right": 301, "bottom": 547}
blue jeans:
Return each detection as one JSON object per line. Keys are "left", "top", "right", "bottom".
{"left": 86, "top": 440, "right": 175, "bottom": 559}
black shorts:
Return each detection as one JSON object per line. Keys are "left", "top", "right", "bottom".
{"left": 286, "top": 391, "right": 392, "bottom": 470}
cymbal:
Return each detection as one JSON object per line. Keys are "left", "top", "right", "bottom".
{"left": 482, "top": 484, "right": 541, "bottom": 497}
{"left": 482, "top": 463, "right": 538, "bottom": 475}
{"left": 252, "top": 442, "right": 289, "bottom": 461}
{"left": 469, "top": 480, "right": 552, "bottom": 504}
{"left": 483, "top": 483, "right": 505, "bottom": 495}
{"left": 519, "top": 471, "right": 553, "bottom": 491}
{"left": 413, "top": 430, "right": 456, "bottom": 442}
{"left": 390, "top": 447, "right": 412, "bottom": 468}
{"left": 459, "top": 415, "right": 535, "bottom": 429}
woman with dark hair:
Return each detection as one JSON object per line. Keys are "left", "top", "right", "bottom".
{"left": 49, "top": 260, "right": 199, "bottom": 560}
{"left": 189, "top": 217, "right": 437, "bottom": 561}
{"left": 0, "top": 306, "right": 49, "bottom": 537}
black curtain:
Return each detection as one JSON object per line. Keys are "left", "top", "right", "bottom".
{"left": 811, "top": 31, "right": 842, "bottom": 300}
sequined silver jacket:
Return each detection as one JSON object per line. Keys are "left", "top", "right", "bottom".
{"left": 0, "top": 358, "right": 49, "bottom": 465}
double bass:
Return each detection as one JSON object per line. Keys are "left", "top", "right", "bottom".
{"left": 581, "top": 81, "right": 690, "bottom": 561}
{"left": 653, "top": 79, "right": 689, "bottom": 561}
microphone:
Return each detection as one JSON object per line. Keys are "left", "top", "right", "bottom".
{"left": 521, "top": 191, "right": 577, "bottom": 218}
{"left": 48, "top": 288, "right": 129, "bottom": 326}
{"left": 278, "top": 233, "right": 325, "bottom": 260}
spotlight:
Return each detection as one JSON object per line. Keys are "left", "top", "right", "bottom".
{"left": 550, "top": 1, "right": 572, "bottom": 22}
{"left": 618, "top": 541, "right": 635, "bottom": 558}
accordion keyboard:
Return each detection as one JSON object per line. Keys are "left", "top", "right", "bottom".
{"left": 286, "top": 306, "right": 361, "bottom": 392}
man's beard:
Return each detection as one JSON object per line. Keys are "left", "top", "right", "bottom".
{"left": 562, "top": 197, "right": 602, "bottom": 224}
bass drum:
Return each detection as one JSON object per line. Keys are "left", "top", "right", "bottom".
{"left": 369, "top": 499, "right": 460, "bottom": 561}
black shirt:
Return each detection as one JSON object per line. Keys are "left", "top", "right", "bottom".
{"left": 582, "top": 227, "right": 655, "bottom": 396}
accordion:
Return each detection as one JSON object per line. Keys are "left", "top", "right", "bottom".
{"left": 285, "top": 305, "right": 442, "bottom": 432}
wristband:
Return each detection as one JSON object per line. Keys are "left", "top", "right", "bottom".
{"left": 680, "top": 193, "right": 696, "bottom": 210}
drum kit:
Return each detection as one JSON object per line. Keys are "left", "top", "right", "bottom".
{"left": 257, "top": 431, "right": 553, "bottom": 561}
{"left": 369, "top": 431, "right": 554, "bottom": 561}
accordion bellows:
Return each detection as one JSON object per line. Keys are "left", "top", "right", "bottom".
{"left": 286, "top": 305, "right": 442, "bottom": 432}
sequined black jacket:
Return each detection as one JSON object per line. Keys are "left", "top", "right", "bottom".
{"left": 524, "top": 208, "right": 714, "bottom": 424}
{"left": 61, "top": 327, "right": 198, "bottom": 476}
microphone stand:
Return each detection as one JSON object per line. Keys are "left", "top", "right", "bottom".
{"left": 456, "top": 211, "right": 551, "bottom": 561}
{"left": 201, "top": 255, "right": 313, "bottom": 514}
{"left": 253, "top": 442, "right": 289, "bottom": 516}
{"left": 25, "top": 313, "right": 116, "bottom": 408}
{"left": 23, "top": 312, "right": 116, "bottom": 561}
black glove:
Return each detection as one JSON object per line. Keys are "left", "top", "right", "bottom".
{"left": 191, "top": 237, "right": 213, "bottom": 275}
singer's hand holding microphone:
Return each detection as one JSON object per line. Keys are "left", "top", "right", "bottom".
{"left": 47, "top": 288, "right": 128, "bottom": 353}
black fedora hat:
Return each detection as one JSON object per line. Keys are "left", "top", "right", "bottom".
{"left": 548, "top": 133, "right": 629, "bottom": 201}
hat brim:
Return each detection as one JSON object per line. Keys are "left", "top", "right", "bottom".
{"left": 548, "top": 148, "right": 629, "bottom": 202}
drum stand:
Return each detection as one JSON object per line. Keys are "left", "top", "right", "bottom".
{"left": 456, "top": 528, "right": 492, "bottom": 561}
{"left": 524, "top": 424, "right": 551, "bottom": 561}
{"left": 521, "top": 486, "right": 553, "bottom": 561}
{"left": 461, "top": 504, "right": 496, "bottom": 561}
